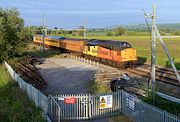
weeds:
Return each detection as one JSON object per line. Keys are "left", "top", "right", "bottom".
{"left": 0, "top": 65, "right": 44, "bottom": 122}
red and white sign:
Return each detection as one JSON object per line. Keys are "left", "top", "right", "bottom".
{"left": 64, "top": 97, "right": 76, "bottom": 104}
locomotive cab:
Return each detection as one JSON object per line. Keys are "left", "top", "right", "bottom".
{"left": 83, "top": 45, "right": 98, "bottom": 57}
{"left": 121, "top": 48, "right": 137, "bottom": 62}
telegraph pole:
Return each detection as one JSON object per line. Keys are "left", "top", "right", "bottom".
{"left": 84, "top": 17, "right": 87, "bottom": 39}
{"left": 151, "top": 4, "right": 156, "bottom": 105}
{"left": 145, "top": 4, "right": 156, "bottom": 104}
{"left": 145, "top": 4, "right": 180, "bottom": 105}
{"left": 41, "top": 14, "right": 47, "bottom": 51}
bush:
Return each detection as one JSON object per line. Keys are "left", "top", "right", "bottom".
{"left": 77, "top": 31, "right": 84, "bottom": 36}
{"left": 106, "top": 31, "right": 113, "bottom": 36}
{"left": 115, "top": 27, "right": 126, "bottom": 36}
{"left": 88, "top": 80, "right": 110, "bottom": 94}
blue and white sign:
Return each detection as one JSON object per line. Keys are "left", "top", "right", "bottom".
{"left": 126, "top": 94, "right": 135, "bottom": 111}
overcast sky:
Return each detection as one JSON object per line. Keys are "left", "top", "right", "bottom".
{"left": 1, "top": 0, "right": 180, "bottom": 28}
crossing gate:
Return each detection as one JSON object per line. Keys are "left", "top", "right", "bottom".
{"left": 48, "top": 91, "right": 122, "bottom": 121}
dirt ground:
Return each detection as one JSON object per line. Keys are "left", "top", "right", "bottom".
{"left": 36, "top": 57, "right": 145, "bottom": 95}
{"left": 36, "top": 58, "right": 97, "bottom": 95}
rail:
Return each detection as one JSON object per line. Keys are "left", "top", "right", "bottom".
{"left": 127, "top": 65, "right": 180, "bottom": 87}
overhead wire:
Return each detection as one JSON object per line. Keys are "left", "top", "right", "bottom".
{"left": 57, "top": 15, "right": 143, "bottom": 27}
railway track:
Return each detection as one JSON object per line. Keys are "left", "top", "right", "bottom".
{"left": 127, "top": 64, "right": 180, "bottom": 87}
{"left": 69, "top": 54, "right": 180, "bottom": 87}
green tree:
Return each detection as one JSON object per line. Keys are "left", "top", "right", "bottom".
{"left": 106, "top": 31, "right": 113, "bottom": 36}
{"left": 0, "top": 8, "right": 30, "bottom": 63}
{"left": 77, "top": 25, "right": 84, "bottom": 36}
{"left": 115, "top": 27, "right": 125, "bottom": 36}
{"left": 28, "top": 26, "right": 43, "bottom": 34}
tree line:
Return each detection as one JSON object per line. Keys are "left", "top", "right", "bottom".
{"left": 0, "top": 8, "right": 32, "bottom": 63}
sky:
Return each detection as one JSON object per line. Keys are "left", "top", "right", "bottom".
{"left": 1, "top": 0, "right": 180, "bottom": 28}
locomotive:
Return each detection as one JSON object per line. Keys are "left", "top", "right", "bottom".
{"left": 33, "top": 35, "right": 137, "bottom": 68}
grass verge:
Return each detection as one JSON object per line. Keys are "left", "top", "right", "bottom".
{"left": 87, "top": 80, "right": 110, "bottom": 94}
{"left": 0, "top": 64, "right": 44, "bottom": 122}
{"left": 141, "top": 91, "right": 180, "bottom": 116}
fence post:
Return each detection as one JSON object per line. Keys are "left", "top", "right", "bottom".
{"left": 13, "top": 69, "right": 15, "bottom": 80}
{"left": 30, "top": 84, "right": 32, "bottom": 100}
{"left": 37, "top": 90, "right": 40, "bottom": 107}
{"left": 121, "top": 90, "right": 123, "bottom": 113}
{"left": 48, "top": 95, "right": 52, "bottom": 120}
{"left": 58, "top": 105, "right": 61, "bottom": 122}
{"left": 163, "top": 110, "right": 167, "bottom": 122}
{"left": 88, "top": 94, "right": 91, "bottom": 119}
{"left": 20, "top": 78, "right": 22, "bottom": 89}
{"left": 139, "top": 100, "right": 142, "bottom": 122}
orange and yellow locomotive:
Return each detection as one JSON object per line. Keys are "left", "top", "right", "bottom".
{"left": 33, "top": 35, "right": 137, "bottom": 68}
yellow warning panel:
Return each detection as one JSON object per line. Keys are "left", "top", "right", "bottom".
{"left": 100, "top": 95, "right": 113, "bottom": 109}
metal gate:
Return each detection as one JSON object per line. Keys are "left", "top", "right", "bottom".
{"left": 52, "top": 94, "right": 90, "bottom": 120}
{"left": 48, "top": 91, "right": 122, "bottom": 121}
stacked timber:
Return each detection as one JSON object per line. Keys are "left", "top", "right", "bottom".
{"left": 17, "top": 63, "right": 47, "bottom": 89}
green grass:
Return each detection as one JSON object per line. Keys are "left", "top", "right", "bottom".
{"left": 0, "top": 64, "right": 44, "bottom": 122}
{"left": 141, "top": 91, "right": 180, "bottom": 116}
{"left": 25, "top": 43, "right": 66, "bottom": 59}
{"left": 58, "top": 34, "right": 180, "bottom": 69}
{"left": 87, "top": 80, "right": 110, "bottom": 94}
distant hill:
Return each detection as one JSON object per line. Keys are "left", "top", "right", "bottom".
{"left": 106, "top": 23, "right": 180, "bottom": 31}
{"left": 157, "top": 23, "right": 180, "bottom": 30}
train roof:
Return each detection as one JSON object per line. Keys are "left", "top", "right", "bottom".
{"left": 86, "top": 39, "right": 132, "bottom": 50}
{"left": 34, "top": 35, "right": 65, "bottom": 40}
{"left": 64, "top": 38, "right": 87, "bottom": 41}
{"left": 46, "top": 36, "right": 65, "bottom": 40}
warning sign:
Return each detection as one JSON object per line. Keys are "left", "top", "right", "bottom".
{"left": 100, "top": 95, "right": 113, "bottom": 109}
{"left": 64, "top": 97, "right": 76, "bottom": 104}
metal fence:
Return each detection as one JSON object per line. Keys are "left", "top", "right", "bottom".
{"left": 50, "top": 90, "right": 179, "bottom": 122}
{"left": 4, "top": 62, "right": 180, "bottom": 122}
{"left": 4, "top": 62, "right": 49, "bottom": 117}
{"left": 122, "top": 90, "right": 180, "bottom": 122}
{"left": 50, "top": 91, "right": 122, "bottom": 121}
